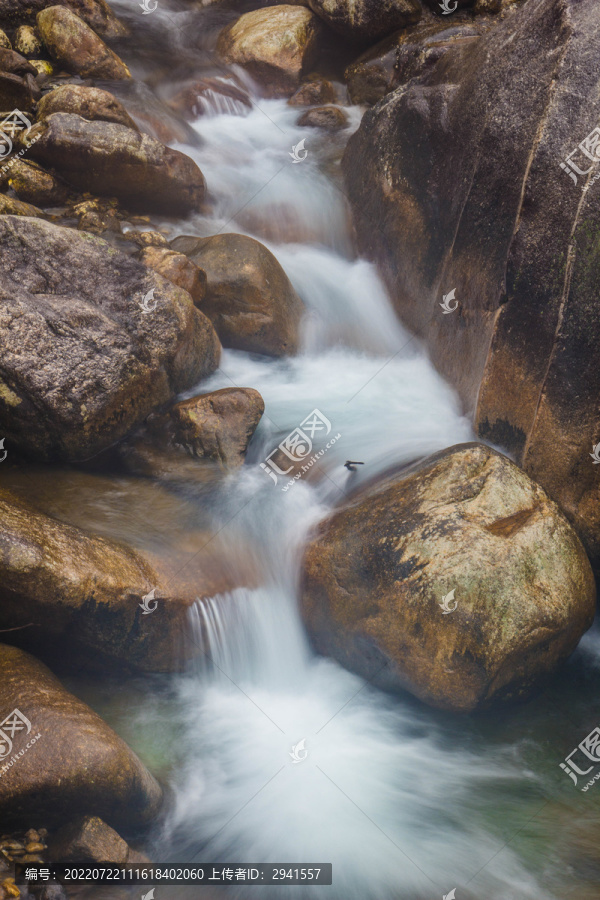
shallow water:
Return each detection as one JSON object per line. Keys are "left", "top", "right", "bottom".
{"left": 29, "top": 3, "right": 600, "bottom": 898}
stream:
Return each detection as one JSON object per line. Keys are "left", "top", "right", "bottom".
{"left": 15, "top": 2, "right": 600, "bottom": 897}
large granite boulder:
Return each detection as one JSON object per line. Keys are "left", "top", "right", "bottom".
{"left": 170, "top": 233, "right": 304, "bottom": 357}
{"left": 28, "top": 113, "right": 205, "bottom": 215}
{"left": 216, "top": 6, "right": 325, "bottom": 98}
{"left": 0, "top": 644, "right": 162, "bottom": 829}
{"left": 301, "top": 443, "right": 596, "bottom": 713}
{"left": 307, "top": 0, "right": 421, "bottom": 42}
{"left": 0, "top": 216, "right": 220, "bottom": 462}
{"left": 343, "top": 0, "right": 600, "bottom": 567}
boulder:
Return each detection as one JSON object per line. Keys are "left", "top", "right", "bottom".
{"left": 0, "top": 194, "right": 45, "bottom": 217}
{"left": 123, "top": 387, "right": 265, "bottom": 476}
{"left": 13, "top": 25, "right": 42, "bottom": 57}
{"left": 0, "top": 644, "right": 162, "bottom": 829}
{"left": 28, "top": 113, "right": 206, "bottom": 215}
{"left": 216, "top": 6, "right": 325, "bottom": 98}
{"left": 168, "top": 77, "right": 253, "bottom": 119}
{"left": 138, "top": 246, "right": 207, "bottom": 306}
{"left": 37, "top": 85, "right": 139, "bottom": 131}
{"left": 0, "top": 215, "right": 220, "bottom": 462}
{"left": 0, "top": 48, "right": 38, "bottom": 76}
{"left": 0, "top": 476, "right": 253, "bottom": 672}
{"left": 7, "top": 160, "right": 68, "bottom": 207}
{"left": 345, "top": 20, "right": 486, "bottom": 106}
{"left": 0, "top": 72, "right": 37, "bottom": 110}
{"left": 36, "top": 7, "right": 131, "bottom": 81}
{"left": 298, "top": 105, "right": 348, "bottom": 129}
{"left": 170, "top": 233, "right": 304, "bottom": 357}
{"left": 0, "top": 0, "right": 127, "bottom": 38}
{"left": 300, "top": 443, "right": 596, "bottom": 713}
{"left": 288, "top": 77, "right": 336, "bottom": 106}
{"left": 306, "top": 0, "right": 421, "bottom": 41}
{"left": 49, "top": 817, "right": 129, "bottom": 864}
{"left": 342, "top": 0, "right": 600, "bottom": 568}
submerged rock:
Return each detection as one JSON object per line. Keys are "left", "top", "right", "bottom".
{"left": 217, "top": 6, "right": 325, "bottom": 98}
{"left": 37, "top": 85, "right": 139, "bottom": 130}
{"left": 171, "top": 232, "right": 304, "bottom": 357}
{"left": 0, "top": 215, "right": 220, "bottom": 462}
{"left": 288, "top": 77, "right": 336, "bottom": 107}
{"left": 0, "top": 644, "right": 162, "bottom": 829}
{"left": 36, "top": 6, "right": 131, "bottom": 80}
{"left": 301, "top": 443, "right": 596, "bottom": 713}
{"left": 298, "top": 105, "right": 348, "bottom": 130}
{"left": 307, "top": 0, "right": 421, "bottom": 41}
{"left": 343, "top": 0, "right": 600, "bottom": 568}
{"left": 49, "top": 816, "right": 137, "bottom": 864}
{"left": 28, "top": 113, "right": 206, "bottom": 215}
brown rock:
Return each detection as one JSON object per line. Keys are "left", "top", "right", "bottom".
{"left": 13, "top": 25, "right": 42, "bottom": 57}
{"left": 171, "top": 232, "right": 304, "bottom": 357}
{"left": 343, "top": 0, "right": 600, "bottom": 568}
{"left": 0, "top": 215, "right": 220, "bottom": 462}
{"left": 298, "top": 105, "right": 348, "bottom": 129}
{"left": 37, "top": 6, "right": 131, "bottom": 81}
{"left": 37, "top": 85, "right": 139, "bottom": 130}
{"left": 0, "top": 472, "right": 257, "bottom": 670}
{"left": 0, "top": 48, "right": 38, "bottom": 76}
{"left": 217, "top": 6, "right": 325, "bottom": 98}
{"left": 7, "top": 160, "right": 68, "bottom": 206}
{"left": 288, "top": 77, "right": 336, "bottom": 106}
{"left": 0, "top": 644, "right": 162, "bottom": 829}
{"left": 28, "top": 113, "right": 206, "bottom": 215}
{"left": 0, "top": 0, "right": 127, "bottom": 38}
{"left": 307, "top": 0, "right": 421, "bottom": 41}
{"left": 126, "top": 387, "right": 265, "bottom": 475}
{"left": 49, "top": 816, "right": 129, "bottom": 864}
{"left": 0, "top": 194, "right": 45, "bottom": 217}
{"left": 0, "top": 31, "right": 11, "bottom": 50}
{"left": 301, "top": 444, "right": 596, "bottom": 713}
{"left": 345, "top": 20, "right": 486, "bottom": 105}
{"left": 0, "top": 72, "right": 37, "bottom": 110}
{"left": 139, "top": 245, "right": 207, "bottom": 306}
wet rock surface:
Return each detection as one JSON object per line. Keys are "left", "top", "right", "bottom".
{"left": 36, "top": 6, "right": 130, "bottom": 80}
{"left": 301, "top": 443, "right": 596, "bottom": 713}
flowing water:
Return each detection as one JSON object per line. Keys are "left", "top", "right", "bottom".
{"left": 24, "top": 3, "right": 600, "bottom": 898}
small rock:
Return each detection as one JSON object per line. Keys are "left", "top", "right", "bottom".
{"left": 21, "top": 854, "right": 44, "bottom": 863}
{"left": 14, "top": 25, "right": 42, "bottom": 56}
{"left": 288, "top": 77, "right": 336, "bottom": 106}
{"left": 37, "top": 6, "right": 131, "bottom": 81}
{"left": 49, "top": 816, "right": 129, "bottom": 864}
{"left": 0, "top": 47, "right": 38, "bottom": 76}
{"left": 298, "top": 105, "right": 348, "bottom": 130}
{"left": 0, "top": 72, "right": 37, "bottom": 110}
{"left": 217, "top": 6, "right": 325, "bottom": 98}
{"left": 171, "top": 232, "right": 304, "bottom": 357}
{"left": 0, "top": 30, "right": 11, "bottom": 50}
{"left": 8, "top": 160, "right": 68, "bottom": 206}
{"left": 0, "top": 194, "right": 46, "bottom": 218}
{"left": 1, "top": 883, "right": 19, "bottom": 899}
{"left": 24, "top": 831, "right": 40, "bottom": 844}
{"left": 37, "top": 85, "right": 139, "bottom": 130}
{"left": 27, "top": 59, "right": 54, "bottom": 76}
{"left": 125, "top": 229, "right": 168, "bottom": 248}
{"left": 138, "top": 245, "right": 207, "bottom": 306}
{"left": 24, "top": 843, "right": 45, "bottom": 853}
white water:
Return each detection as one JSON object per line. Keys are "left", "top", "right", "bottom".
{"left": 145, "top": 86, "right": 556, "bottom": 900}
